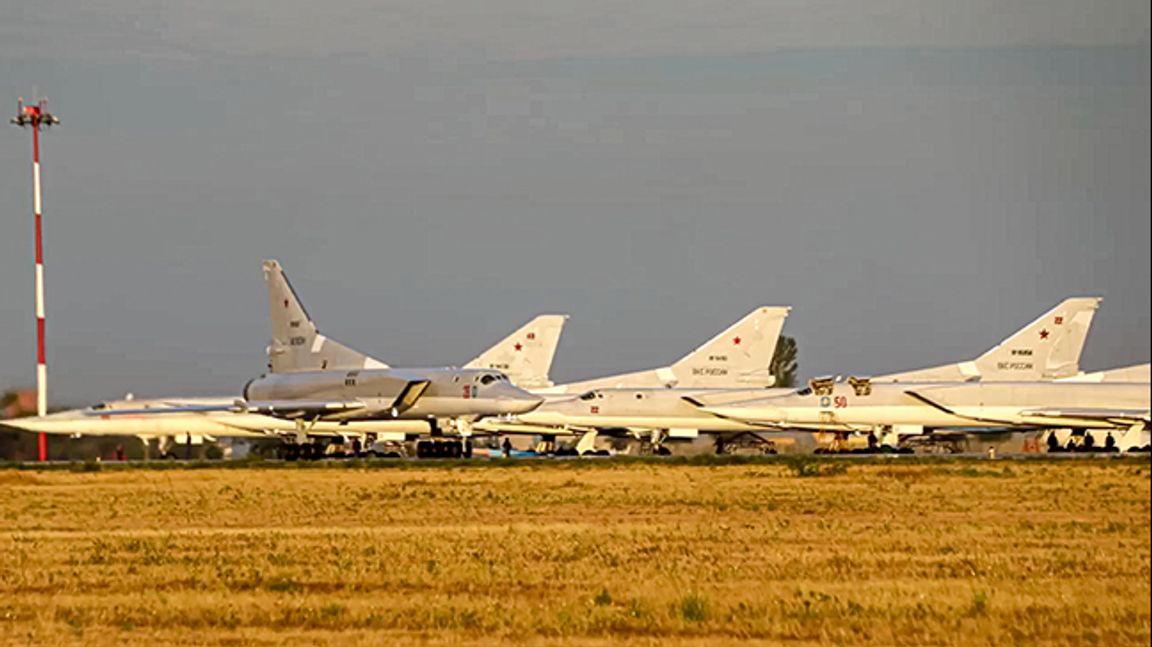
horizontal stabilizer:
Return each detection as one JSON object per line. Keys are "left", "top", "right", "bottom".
{"left": 1059, "top": 363, "right": 1151, "bottom": 384}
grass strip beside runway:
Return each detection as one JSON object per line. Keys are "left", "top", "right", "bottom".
{"left": 1, "top": 461, "right": 1149, "bottom": 645}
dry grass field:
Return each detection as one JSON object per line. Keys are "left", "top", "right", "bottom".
{"left": 0, "top": 458, "right": 1148, "bottom": 645}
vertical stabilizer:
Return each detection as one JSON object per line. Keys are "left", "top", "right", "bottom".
{"left": 262, "top": 259, "right": 386, "bottom": 373}
{"left": 973, "top": 297, "right": 1100, "bottom": 380}
{"left": 880, "top": 297, "right": 1101, "bottom": 382}
{"left": 465, "top": 315, "right": 569, "bottom": 389}
{"left": 669, "top": 306, "right": 791, "bottom": 388}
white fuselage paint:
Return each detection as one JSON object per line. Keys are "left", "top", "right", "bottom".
{"left": 707, "top": 382, "right": 1149, "bottom": 431}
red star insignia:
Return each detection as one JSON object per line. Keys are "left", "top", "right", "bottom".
{"left": 514, "top": 343, "right": 523, "bottom": 351}
{"left": 1039, "top": 329, "right": 1050, "bottom": 340}
{"left": 1054, "top": 316, "right": 1064, "bottom": 325}
{"left": 733, "top": 337, "right": 742, "bottom": 345}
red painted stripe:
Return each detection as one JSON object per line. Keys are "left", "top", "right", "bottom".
{"left": 35, "top": 216, "right": 43, "bottom": 263}
{"left": 32, "top": 124, "right": 40, "bottom": 163}
{"left": 37, "top": 318, "right": 46, "bottom": 364}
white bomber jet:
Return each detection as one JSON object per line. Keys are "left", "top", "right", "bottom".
{"left": 508, "top": 297, "right": 1106, "bottom": 451}
{"left": 242, "top": 260, "right": 543, "bottom": 428}
{"left": 7, "top": 261, "right": 565, "bottom": 457}
{"left": 262, "top": 259, "right": 568, "bottom": 389}
{"left": 699, "top": 375, "right": 1151, "bottom": 452}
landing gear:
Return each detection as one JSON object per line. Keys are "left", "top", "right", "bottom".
{"left": 415, "top": 439, "right": 467, "bottom": 459}
{"left": 813, "top": 431, "right": 915, "bottom": 454}
{"left": 715, "top": 433, "right": 778, "bottom": 456}
{"left": 635, "top": 429, "right": 672, "bottom": 456}
{"left": 278, "top": 441, "right": 328, "bottom": 461}
{"left": 637, "top": 441, "right": 672, "bottom": 456}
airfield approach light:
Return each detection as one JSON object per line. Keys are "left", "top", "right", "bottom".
{"left": 10, "top": 97, "right": 60, "bottom": 462}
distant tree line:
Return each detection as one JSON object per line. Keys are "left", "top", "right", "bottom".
{"left": 770, "top": 335, "right": 798, "bottom": 388}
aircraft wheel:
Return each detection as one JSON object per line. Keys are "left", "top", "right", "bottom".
{"left": 654, "top": 446, "right": 672, "bottom": 456}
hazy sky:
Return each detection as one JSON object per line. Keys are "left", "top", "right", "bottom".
{"left": 1, "top": 1, "right": 1149, "bottom": 404}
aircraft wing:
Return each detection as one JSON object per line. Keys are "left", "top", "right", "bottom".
{"left": 1018, "top": 408, "right": 1151, "bottom": 426}
{"left": 391, "top": 379, "right": 431, "bottom": 415}
{"left": 87, "top": 402, "right": 247, "bottom": 416}
{"left": 236, "top": 400, "right": 369, "bottom": 420}
{"left": 243, "top": 377, "right": 432, "bottom": 420}
{"left": 472, "top": 420, "right": 581, "bottom": 436}
{"left": 86, "top": 399, "right": 371, "bottom": 420}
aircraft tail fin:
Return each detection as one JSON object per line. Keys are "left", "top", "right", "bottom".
{"left": 881, "top": 297, "right": 1101, "bottom": 382}
{"left": 668, "top": 306, "right": 791, "bottom": 388}
{"left": 972, "top": 297, "right": 1101, "bottom": 380}
{"left": 262, "top": 259, "right": 386, "bottom": 373}
{"left": 464, "top": 315, "right": 569, "bottom": 389}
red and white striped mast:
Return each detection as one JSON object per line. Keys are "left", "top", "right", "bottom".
{"left": 10, "top": 98, "right": 60, "bottom": 462}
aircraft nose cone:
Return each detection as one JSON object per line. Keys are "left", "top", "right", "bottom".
{"left": 504, "top": 393, "right": 544, "bottom": 415}
{"left": 1, "top": 417, "right": 37, "bottom": 431}
{"left": 493, "top": 385, "right": 544, "bottom": 414}
{"left": 2, "top": 413, "right": 73, "bottom": 434}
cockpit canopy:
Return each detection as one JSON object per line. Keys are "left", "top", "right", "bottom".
{"left": 477, "top": 372, "right": 509, "bottom": 386}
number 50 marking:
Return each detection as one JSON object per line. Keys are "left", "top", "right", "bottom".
{"left": 833, "top": 396, "right": 849, "bottom": 409}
